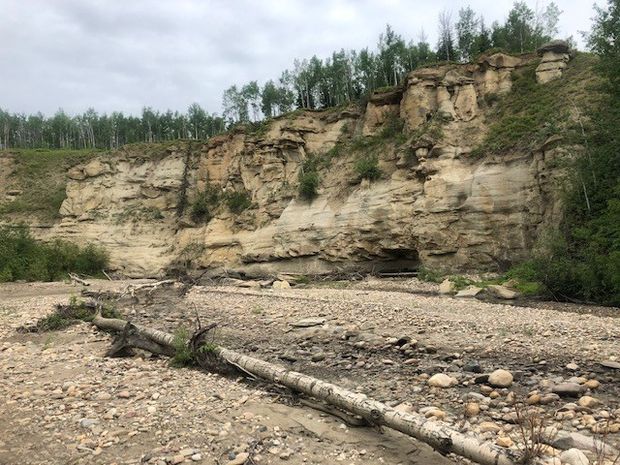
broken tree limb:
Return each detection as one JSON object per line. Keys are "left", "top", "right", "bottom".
{"left": 125, "top": 279, "right": 176, "bottom": 296}
{"left": 89, "top": 316, "right": 518, "bottom": 465}
{"left": 69, "top": 273, "right": 91, "bottom": 286}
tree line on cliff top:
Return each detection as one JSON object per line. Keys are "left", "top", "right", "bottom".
{"left": 0, "top": 1, "right": 562, "bottom": 151}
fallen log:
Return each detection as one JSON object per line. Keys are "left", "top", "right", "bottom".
{"left": 90, "top": 315, "right": 518, "bottom": 465}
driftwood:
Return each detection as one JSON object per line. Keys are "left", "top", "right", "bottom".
{"left": 90, "top": 315, "right": 518, "bottom": 465}
{"left": 123, "top": 279, "right": 176, "bottom": 298}
{"left": 69, "top": 273, "right": 91, "bottom": 286}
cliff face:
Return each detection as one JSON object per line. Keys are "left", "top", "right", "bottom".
{"left": 6, "top": 50, "right": 577, "bottom": 277}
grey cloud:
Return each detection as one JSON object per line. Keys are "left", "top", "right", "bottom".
{"left": 0, "top": 0, "right": 601, "bottom": 116}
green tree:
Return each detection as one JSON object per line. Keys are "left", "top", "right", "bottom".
{"left": 437, "top": 9, "right": 457, "bottom": 61}
{"left": 456, "top": 6, "right": 479, "bottom": 62}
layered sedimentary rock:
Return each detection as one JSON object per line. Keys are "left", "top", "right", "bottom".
{"left": 18, "top": 50, "right": 574, "bottom": 277}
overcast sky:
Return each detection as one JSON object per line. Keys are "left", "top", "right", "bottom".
{"left": 0, "top": 0, "right": 601, "bottom": 117}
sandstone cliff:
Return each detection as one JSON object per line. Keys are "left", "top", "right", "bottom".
{"left": 2, "top": 48, "right": 587, "bottom": 277}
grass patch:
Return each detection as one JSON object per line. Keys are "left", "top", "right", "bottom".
{"left": 0, "top": 148, "right": 103, "bottom": 220}
{"left": 472, "top": 53, "right": 600, "bottom": 157}
{"left": 354, "top": 155, "right": 382, "bottom": 182}
{"left": 0, "top": 225, "right": 108, "bottom": 282}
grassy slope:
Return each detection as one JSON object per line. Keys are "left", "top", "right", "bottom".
{"left": 0, "top": 148, "right": 104, "bottom": 221}
{"left": 473, "top": 52, "right": 600, "bottom": 156}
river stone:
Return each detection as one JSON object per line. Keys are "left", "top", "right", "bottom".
{"left": 487, "top": 285, "right": 518, "bottom": 300}
{"left": 600, "top": 360, "right": 620, "bottom": 370}
{"left": 577, "top": 396, "right": 600, "bottom": 408}
{"left": 428, "top": 373, "right": 457, "bottom": 388}
{"left": 550, "top": 430, "right": 619, "bottom": 455}
{"left": 455, "top": 286, "right": 482, "bottom": 298}
{"left": 438, "top": 279, "right": 455, "bottom": 295}
{"left": 290, "top": 317, "right": 326, "bottom": 328}
{"left": 551, "top": 383, "right": 584, "bottom": 397}
{"left": 559, "top": 448, "right": 589, "bottom": 465}
{"left": 488, "top": 369, "right": 513, "bottom": 387}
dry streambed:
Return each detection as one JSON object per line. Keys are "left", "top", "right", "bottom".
{"left": 0, "top": 279, "right": 619, "bottom": 465}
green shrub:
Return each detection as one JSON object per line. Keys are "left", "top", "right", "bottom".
{"left": 298, "top": 172, "right": 319, "bottom": 200}
{"left": 191, "top": 184, "right": 221, "bottom": 223}
{"left": 0, "top": 225, "right": 108, "bottom": 282}
{"left": 354, "top": 155, "right": 382, "bottom": 181}
{"left": 224, "top": 191, "right": 252, "bottom": 214}
{"left": 379, "top": 115, "right": 406, "bottom": 142}
{"left": 298, "top": 157, "right": 320, "bottom": 200}
{"left": 170, "top": 327, "right": 194, "bottom": 367}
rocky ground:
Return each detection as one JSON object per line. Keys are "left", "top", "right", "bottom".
{"left": 1, "top": 278, "right": 619, "bottom": 465}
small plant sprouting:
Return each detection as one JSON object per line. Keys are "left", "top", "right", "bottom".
{"left": 170, "top": 326, "right": 195, "bottom": 367}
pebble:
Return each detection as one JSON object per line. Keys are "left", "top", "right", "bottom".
{"left": 427, "top": 373, "right": 457, "bottom": 388}
{"left": 584, "top": 379, "right": 600, "bottom": 390}
{"left": 559, "top": 448, "right": 590, "bottom": 465}
{"left": 488, "top": 369, "right": 513, "bottom": 388}
{"left": 577, "top": 396, "right": 600, "bottom": 408}
{"left": 496, "top": 436, "right": 513, "bottom": 448}
{"left": 464, "top": 402, "right": 480, "bottom": 417}
{"left": 551, "top": 383, "right": 584, "bottom": 397}
{"left": 479, "top": 422, "right": 501, "bottom": 433}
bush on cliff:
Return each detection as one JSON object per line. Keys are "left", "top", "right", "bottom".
{"left": 298, "top": 157, "right": 320, "bottom": 200}
{"left": 354, "top": 155, "right": 382, "bottom": 182}
{"left": 0, "top": 225, "right": 108, "bottom": 282}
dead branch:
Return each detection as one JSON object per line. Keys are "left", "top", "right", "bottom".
{"left": 69, "top": 273, "right": 90, "bottom": 286}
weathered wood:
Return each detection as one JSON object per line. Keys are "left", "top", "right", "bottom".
{"left": 90, "top": 316, "right": 518, "bottom": 465}
{"left": 69, "top": 273, "right": 90, "bottom": 286}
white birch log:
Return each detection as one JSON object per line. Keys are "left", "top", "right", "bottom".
{"left": 90, "top": 315, "right": 517, "bottom": 465}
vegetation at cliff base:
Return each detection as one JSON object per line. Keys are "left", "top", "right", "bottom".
{"left": 0, "top": 225, "right": 108, "bottom": 282}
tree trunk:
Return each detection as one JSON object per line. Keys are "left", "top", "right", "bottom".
{"left": 90, "top": 316, "right": 517, "bottom": 465}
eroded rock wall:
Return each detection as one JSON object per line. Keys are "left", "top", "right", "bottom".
{"left": 43, "top": 52, "right": 571, "bottom": 277}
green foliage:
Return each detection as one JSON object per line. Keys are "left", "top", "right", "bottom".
{"left": 354, "top": 155, "right": 382, "bottom": 182}
{"left": 0, "top": 225, "right": 108, "bottom": 282}
{"left": 170, "top": 327, "right": 194, "bottom": 367}
{"left": 298, "top": 157, "right": 320, "bottom": 200}
{"left": 191, "top": 184, "right": 221, "bottom": 223}
{"left": 508, "top": 1, "right": 620, "bottom": 306}
{"left": 224, "top": 191, "right": 252, "bottom": 214}
{"left": 473, "top": 54, "right": 598, "bottom": 157}
{"left": 32, "top": 297, "right": 120, "bottom": 332}
{"left": 378, "top": 115, "right": 406, "bottom": 143}
{"left": 0, "top": 149, "right": 101, "bottom": 220}
{"left": 298, "top": 172, "right": 319, "bottom": 200}
{"left": 417, "top": 267, "right": 445, "bottom": 283}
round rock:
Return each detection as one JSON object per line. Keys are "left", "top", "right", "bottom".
{"left": 428, "top": 373, "right": 457, "bottom": 388}
{"left": 488, "top": 369, "right": 513, "bottom": 388}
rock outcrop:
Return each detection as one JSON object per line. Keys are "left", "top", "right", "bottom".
{"left": 536, "top": 40, "right": 572, "bottom": 84}
{"left": 4, "top": 51, "right": 578, "bottom": 277}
